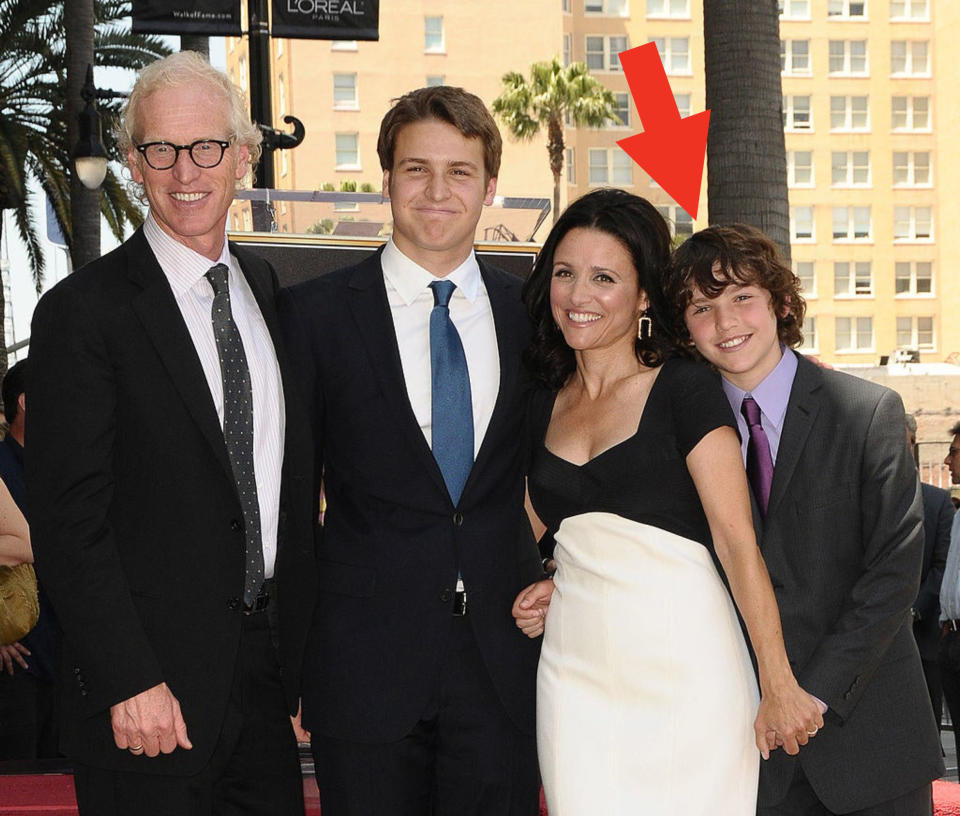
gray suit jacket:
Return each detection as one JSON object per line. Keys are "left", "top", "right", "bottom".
{"left": 756, "top": 352, "right": 943, "bottom": 812}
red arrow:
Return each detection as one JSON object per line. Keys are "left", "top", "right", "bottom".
{"left": 615, "top": 42, "right": 710, "bottom": 219}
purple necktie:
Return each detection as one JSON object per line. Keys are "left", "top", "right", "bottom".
{"left": 741, "top": 396, "right": 774, "bottom": 518}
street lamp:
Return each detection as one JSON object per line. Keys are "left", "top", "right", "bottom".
{"left": 73, "top": 65, "right": 109, "bottom": 190}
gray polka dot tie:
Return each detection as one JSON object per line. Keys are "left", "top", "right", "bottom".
{"left": 206, "top": 264, "right": 264, "bottom": 607}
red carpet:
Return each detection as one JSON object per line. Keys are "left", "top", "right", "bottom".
{"left": 1, "top": 775, "right": 948, "bottom": 815}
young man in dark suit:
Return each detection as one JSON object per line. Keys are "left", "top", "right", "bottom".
{"left": 666, "top": 224, "right": 943, "bottom": 815}
{"left": 282, "top": 86, "right": 542, "bottom": 815}
{"left": 28, "top": 52, "right": 316, "bottom": 815}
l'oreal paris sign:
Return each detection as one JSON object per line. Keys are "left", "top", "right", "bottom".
{"left": 272, "top": 0, "right": 379, "bottom": 40}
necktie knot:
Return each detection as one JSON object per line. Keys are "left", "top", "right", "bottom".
{"left": 430, "top": 279, "right": 456, "bottom": 309}
{"left": 741, "top": 396, "right": 762, "bottom": 427}
{"left": 206, "top": 263, "right": 230, "bottom": 296}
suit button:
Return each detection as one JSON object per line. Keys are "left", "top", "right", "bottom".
{"left": 453, "top": 512, "right": 463, "bottom": 527}
{"left": 80, "top": 689, "right": 88, "bottom": 697}
{"left": 440, "top": 590, "right": 452, "bottom": 603}
{"left": 73, "top": 667, "right": 81, "bottom": 675}
{"left": 227, "top": 597, "right": 241, "bottom": 611}
{"left": 230, "top": 518, "right": 243, "bottom": 532}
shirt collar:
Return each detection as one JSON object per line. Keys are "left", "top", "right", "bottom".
{"left": 381, "top": 238, "right": 482, "bottom": 306}
{"left": 721, "top": 346, "right": 798, "bottom": 430}
{"left": 143, "top": 212, "right": 232, "bottom": 296}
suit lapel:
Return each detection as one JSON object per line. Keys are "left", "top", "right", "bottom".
{"left": 346, "top": 251, "right": 450, "bottom": 499}
{"left": 767, "top": 352, "right": 822, "bottom": 521}
{"left": 468, "top": 261, "right": 521, "bottom": 486}
{"left": 126, "top": 229, "right": 234, "bottom": 483}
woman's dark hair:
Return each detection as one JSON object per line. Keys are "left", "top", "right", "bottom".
{"left": 663, "top": 223, "right": 806, "bottom": 351}
{"left": 522, "top": 188, "right": 674, "bottom": 389}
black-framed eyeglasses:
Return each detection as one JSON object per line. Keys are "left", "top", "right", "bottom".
{"left": 135, "top": 139, "right": 231, "bottom": 170}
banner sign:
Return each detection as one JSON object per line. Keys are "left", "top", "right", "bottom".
{"left": 271, "top": 0, "right": 379, "bottom": 41}
{"left": 131, "top": 0, "right": 242, "bottom": 36}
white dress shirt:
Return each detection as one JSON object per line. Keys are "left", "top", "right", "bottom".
{"left": 143, "top": 214, "right": 285, "bottom": 577}
{"left": 380, "top": 238, "right": 500, "bottom": 459}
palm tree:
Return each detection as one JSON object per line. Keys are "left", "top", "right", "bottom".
{"left": 0, "top": 0, "right": 169, "bottom": 306}
{"left": 702, "top": 0, "right": 790, "bottom": 257}
{"left": 493, "top": 58, "right": 618, "bottom": 225}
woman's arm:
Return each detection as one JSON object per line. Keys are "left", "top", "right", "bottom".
{"left": 0, "top": 478, "right": 31, "bottom": 566}
{"left": 686, "top": 425, "right": 823, "bottom": 759}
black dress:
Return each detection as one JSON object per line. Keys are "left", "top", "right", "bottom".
{"left": 530, "top": 357, "right": 760, "bottom": 815}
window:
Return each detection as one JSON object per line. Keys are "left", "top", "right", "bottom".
{"left": 830, "top": 95, "right": 869, "bottom": 130}
{"left": 586, "top": 35, "right": 628, "bottom": 71}
{"left": 894, "top": 206, "right": 933, "bottom": 241}
{"left": 587, "top": 0, "right": 629, "bottom": 14}
{"left": 834, "top": 261, "right": 873, "bottom": 295}
{"left": 331, "top": 40, "right": 358, "bottom": 51}
{"left": 424, "top": 16, "right": 444, "bottom": 52}
{"left": 783, "top": 95, "right": 812, "bottom": 130}
{"left": 333, "top": 73, "right": 357, "bottom": 109}
{"left": 798, "top": 316, "right": 818, "bottom": 352}
{"left": 566, "top": 147, "right": 576, "bottom": 184}
{"left": 781, "top": 40, "right": 811, "bottom": 75}
{"left": 787, "top": 151, "right": 814, "bottom": 186}
{"left": 335, "top": 133, "right": 359, "bottom": 169}
{"left": 893, "top": 151, "right": 931, "bottom": 186}
{"left": 651, "top": 37, "right": 690, "bottom": 74}
{"left": 835, "top": 317, "right": 874, "bottom": 352}
{"left": 895, "top": 261, "right": 933, "bottom": 295}
{"left": 612, "top": 92, "right": 631, "bottom": 126}
{"left": 674, "top": 93, "right": 691, "bottom": 117}
{"left": 779, "top": 0, "right": 811, "bottom": 18}
{"left": 562, "top": 0, "right": 571, "bottom": 10}
{"left": 891, "top": 41, "right": 929, "bottom": 75}
{"left": 791, "top": 206, "right": 814, "bottom": 241}
{"left": 890, "top": 0, "right": 928, "bottom": 19}
{"left": 794, "top": 261, "right": 816, "bottom": 296}
{"left": 277, "top": 74, "right": 286, "bottom": 118}
{"left": 426, "top": 75, "right": 444, "bottom": 87}
{"left": 828, "top": 0, "right": 867, "bottom": 16}
{"left": 828, "top": 40, "right": 868, "bottom": 75}
{"left": 647, "top": 0, "right": 688, "bottom": 16}
{"left": 892, "top": 96, "right": 930, "bottom": 130}
{"left": 831, "top": 151, "right": 870, "bottom": 186}
{"left": 589, "top": 148, "right": 633, "bottom": 185}
{"left": 563, "top": 33, "right": 572, "bottom": 66}
{"left": 896, "top": 317, "right": 934, "bottom": 350}
{"left": 655, "top": 205, "right": 694, "bottom": 237}
{"left": 832, "top": 206, "right": 871, "bottom": 241}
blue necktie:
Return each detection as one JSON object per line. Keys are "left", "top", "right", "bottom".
{"left": 429, "top": 280, "right": 474, "bottom": 505}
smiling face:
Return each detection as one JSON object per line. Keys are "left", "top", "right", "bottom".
{"left": 684, "top": 272, "right": 785, "bottom": 391}
{"left": 383, "top": 118, "right": 497, "bottom": 276}
{"left": 549, "top": 227, "right": 648, "bottom": 357}
{"left": 127, "top": 83, "right": 248, "bottom": 260}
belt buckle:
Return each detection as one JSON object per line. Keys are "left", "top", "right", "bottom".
{"left": 452, "top": 589, "right": 467, "bottom": 617}
{"left": 242, "top": 591, "right": 270, "bottom": 616}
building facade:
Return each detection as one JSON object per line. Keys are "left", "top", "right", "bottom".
{"left": 225, "top": 0, "right": 960, "bottom": 366}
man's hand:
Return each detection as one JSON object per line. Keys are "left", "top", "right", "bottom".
{"left": 110, "top": 682, "right": 192, "bottom": 757}
{"left": 754, "top": 681, "right": 824, "bottom": 760}
{"left": 0, "top": 641, "right": 30, "bottom": 675}
{"left": 511, "top": 579, "right": 555, "bottom": 638}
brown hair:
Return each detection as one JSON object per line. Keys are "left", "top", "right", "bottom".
{"left": 664, "top": 223, "right": 806, "bottom": 349}
{"left": 377, "top": 86, "right": 502, "bottom": 179}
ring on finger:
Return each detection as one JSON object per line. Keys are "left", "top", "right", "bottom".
{"left": 129, "top": 743, "right": 144, "bottom": 753}
{"left": 806, "top": 728, "right": 818, "bottom": 736}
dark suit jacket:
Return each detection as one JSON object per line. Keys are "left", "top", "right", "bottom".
{"left": 756, "top": 352, "right": 943, "bottom": 812}
{"left": 27, "top": 228, "right": 317, "bottom": 774}
{"left": 281, "top": 249, "right": 542, "bottom": 742}
{"left": 914, "top": 482, "right": 953, "bottom": 660}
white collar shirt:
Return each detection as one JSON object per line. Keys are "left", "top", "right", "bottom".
{"left": 143, "top": 213, "right": 285, "bottom": 578}
{"left": 380, "top": 238, "right": 500, "bottom": 459}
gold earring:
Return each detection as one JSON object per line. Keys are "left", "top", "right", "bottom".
{"left": 638, "top": 315, "right": 653, "bottom": 341}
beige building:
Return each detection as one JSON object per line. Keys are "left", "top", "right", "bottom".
{"left": 225, "top": 0, "right": 959, "bottom": 366}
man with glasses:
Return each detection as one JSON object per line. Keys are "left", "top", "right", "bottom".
{"left": 28, "top": 52, "right": 316, "bottom": 816}
{"left": 939, "top": 423, "right": 960, "bottom": 765}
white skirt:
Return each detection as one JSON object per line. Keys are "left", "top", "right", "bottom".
{"left": 537, "top": 512, "right": 760, "bottom": 815}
